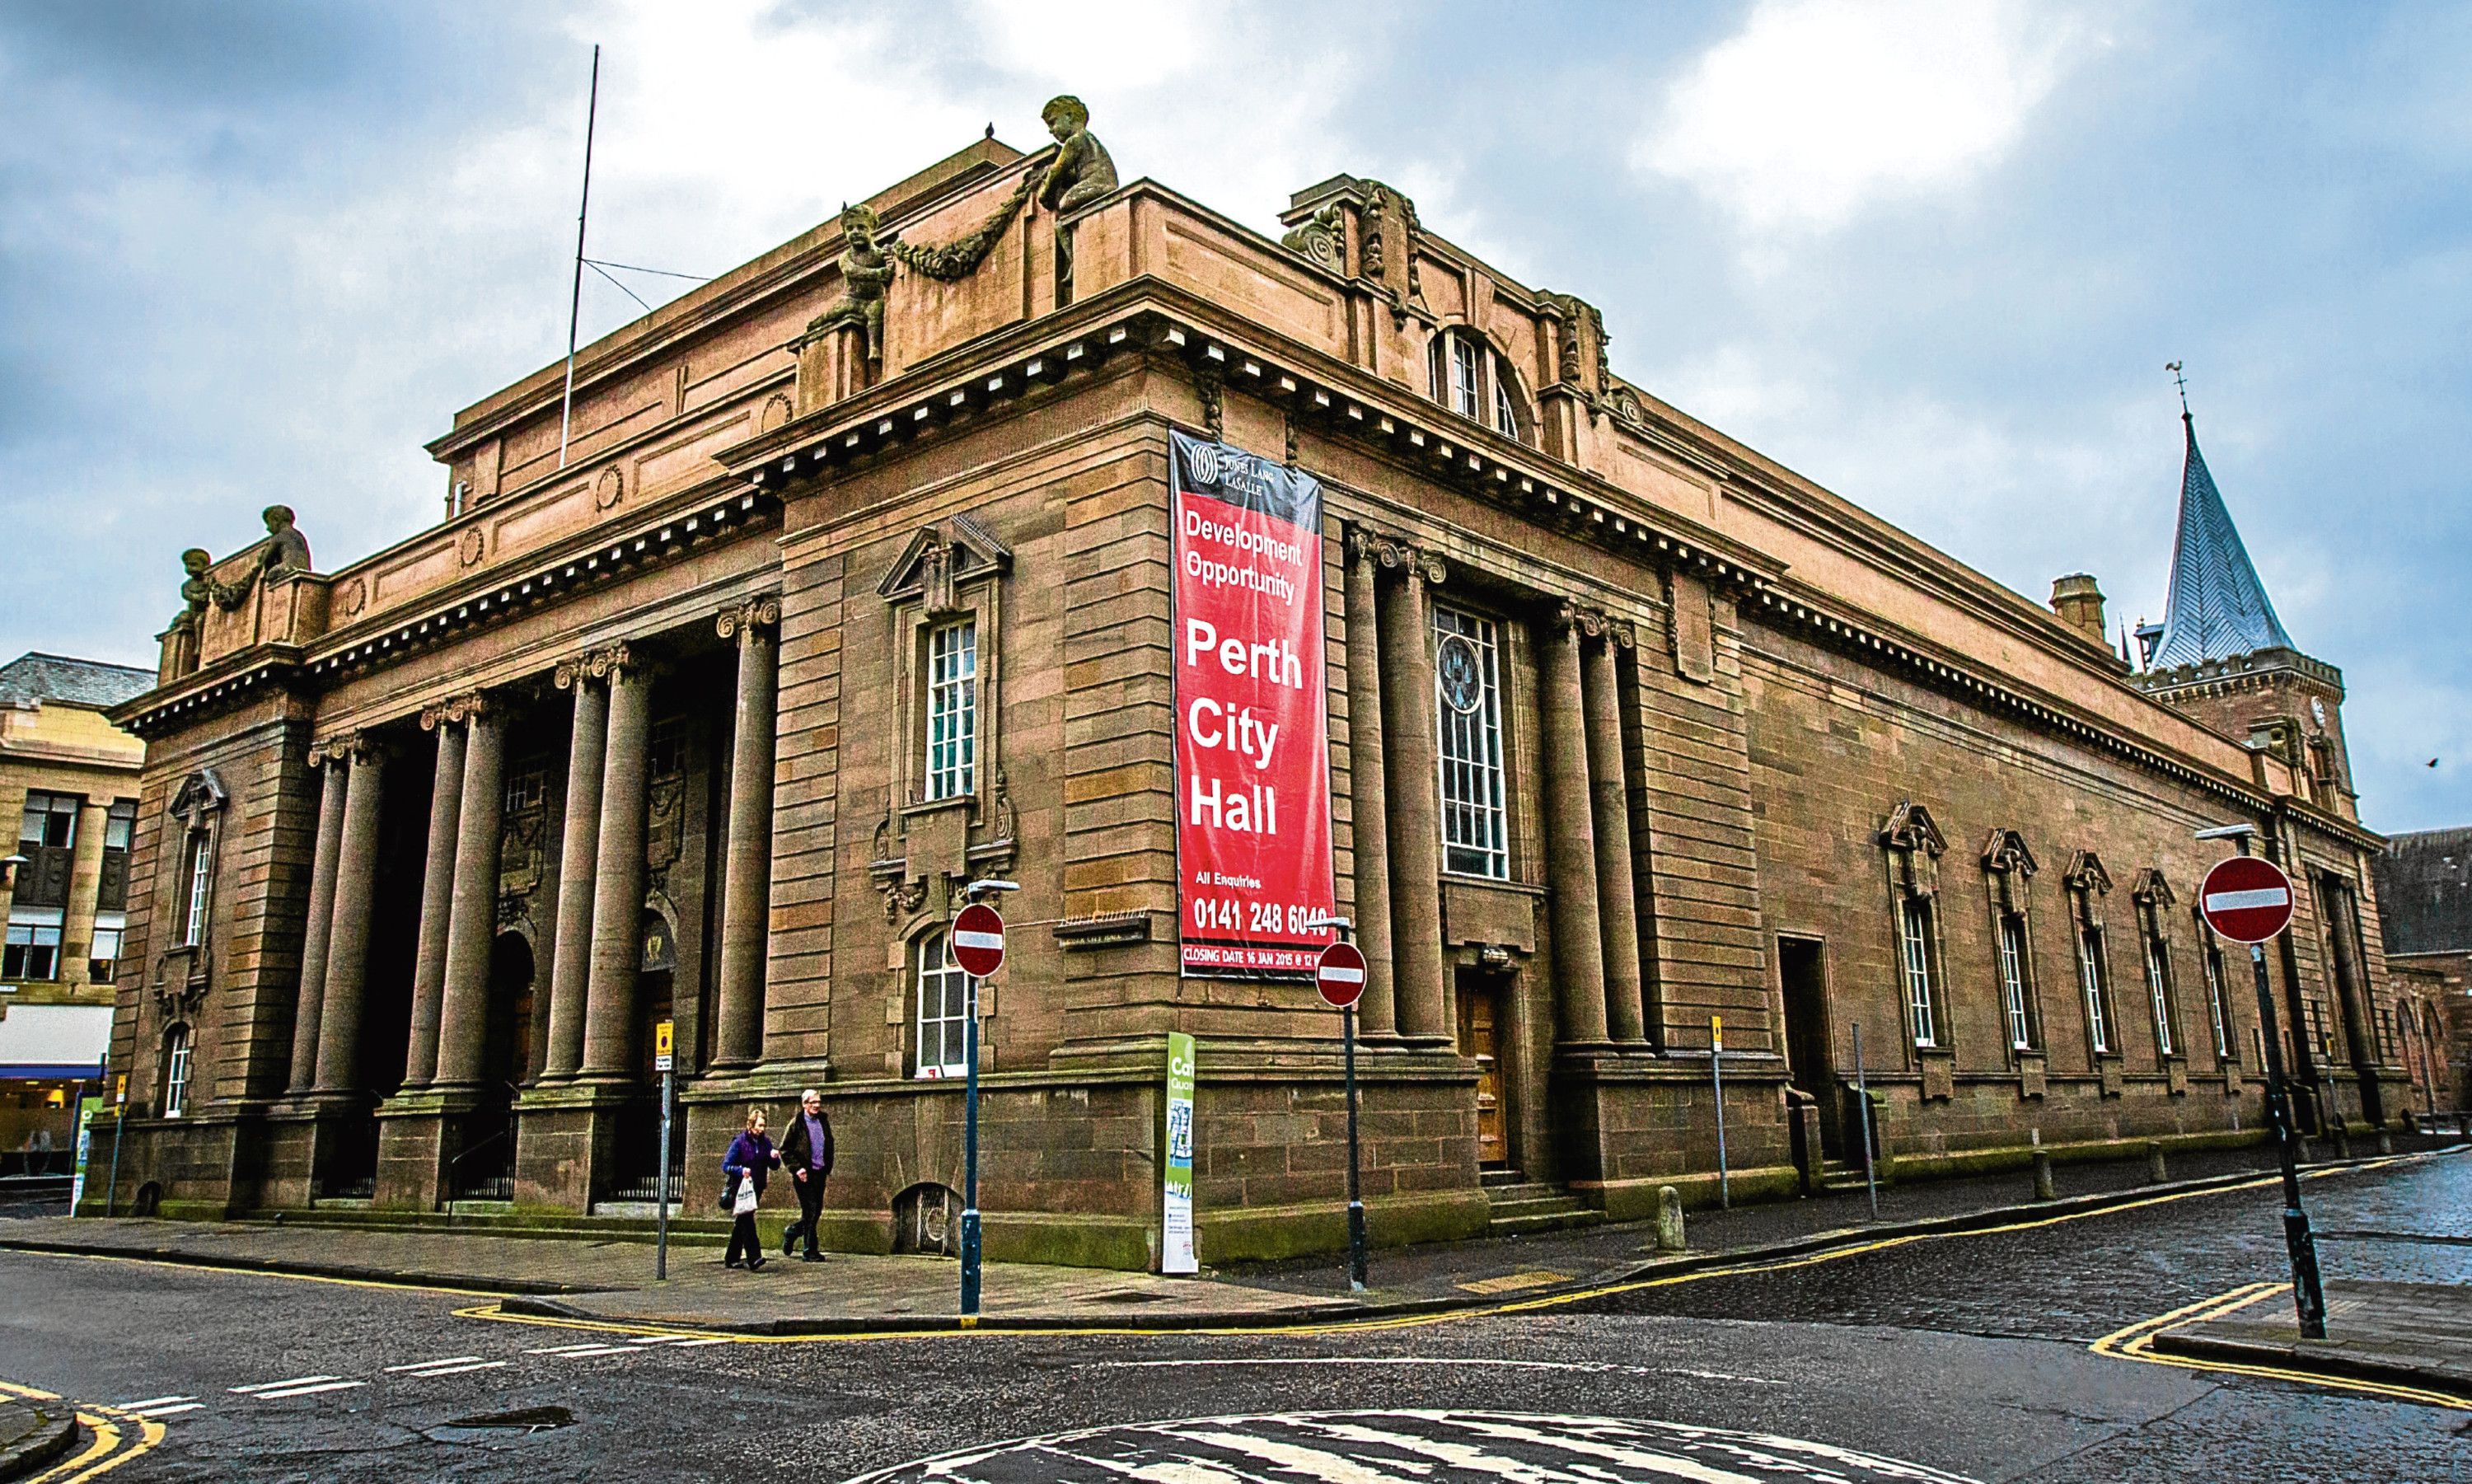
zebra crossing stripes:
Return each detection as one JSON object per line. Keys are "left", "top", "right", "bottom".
{"left": 116, "top": 1395, "right": 202, "bottom": 1417}
{"left": 840, "top": 1410, "right": 1979, "bottom": 1484}
{"left": 387, "top": 1355, "right": 510, "bottom": 1379}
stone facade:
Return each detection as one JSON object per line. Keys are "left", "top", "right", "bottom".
{"left": 90, "top": 112, "right": 2411, "bottom": 1262}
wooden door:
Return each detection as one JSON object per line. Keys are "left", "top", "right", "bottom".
{"left": 1457, "top": 983, "right": 1508, "bottom": 1167}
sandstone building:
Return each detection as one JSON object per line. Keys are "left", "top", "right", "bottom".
{"left": 91, "top": 106, "right": 2409, "bottom": 1262}
{"left": 2, "top": 652, "right": 152, "bottom": 1169}
{"left": 2372, "top": 827, "right": 2472, "bottom": 1115}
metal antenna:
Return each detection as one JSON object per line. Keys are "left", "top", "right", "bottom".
{"left": 2166, "top": 360, "right": 2189, "bottom": 416}
{"left": 558, "top": 44, "right": 602, "bottom": 470}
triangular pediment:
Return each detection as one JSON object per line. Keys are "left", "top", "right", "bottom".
{"left": 1981, "top": 828, "right": 2039, "bottom": 878}
{"left": 1880, "top": 801, "right": 1948, "bottom": 857}
{"left": 2130, "top": 867, "right": 2175, "bottom": 907}
{"left": 878, "top": 513, "right": 1013, "bottom": 606}
{"left": 169, "top": 769, "right": 227, "bottom": 822}
{"left": 2063, "top": 850, "right": 2112, "bottom": 895}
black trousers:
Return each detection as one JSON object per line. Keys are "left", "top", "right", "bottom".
{"left": 726, "top": 1210, "right": 761, "bottom": 1266}
{"left": 788, "top": 1171, "right": 826, "bottom": 1255}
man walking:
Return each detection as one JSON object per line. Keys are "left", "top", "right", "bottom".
{"left": 779, "top": 1088, "right": 835, "bottom": 1262}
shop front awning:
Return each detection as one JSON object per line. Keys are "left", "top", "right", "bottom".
{"left": 0, "top": 1003, "right": 110, "bottom": 1080}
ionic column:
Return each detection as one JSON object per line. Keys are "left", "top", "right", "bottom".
{"left": 1542, "top": 607, "right": 1609, "bottom": 1046}
{"left": 1379, "top": 546, "right": 1448, "bottom": 1042}
{"left": 544, "top": 655, "right": 611, "bottom": 1080}
{"left": 1343, "top": 531, "right": 1397, "bottom": 1037}
{"left": 403, "top": 707, "right": 469, "bottom": 1088}
{"left": 1582, "top": 628, "right": 1648, "bottom": 1043}
{"left": 713, "top": 598, "right": 780, "bottom": 1072}
{"left": 287, "top": 754, "right": 349, "bottom": 1094}
{"left": 434, "top": 697, "right": 507, "bottom": 1090}
{"left": 580, "top": 649, "right": 653, "bottom": 1082}
{"left": 314, "top": 738, "right": 386, "bottom": 1094}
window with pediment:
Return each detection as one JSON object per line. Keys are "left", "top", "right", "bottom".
{"left": 1980, "top": 829, "right": 2043, "bottom": 1054}
{"left": 2062, "top": 850, "right": 2118, "bottom": 1057}
{"left": 879, "top": 516, "right": 1012, "bottom": 815}
{"left": 1880, "top": 802, "right": 1950, "bottom": 1051}
{"left": 2130, "top": 869, "right": 2184, "bottom": 1064}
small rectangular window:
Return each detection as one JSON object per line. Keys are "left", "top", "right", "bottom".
{"left": 1998, "top": 915, "right": 2034, "bottom": 1050}
{"left": 2144, "top": 934, "right": 2175, "bottom": 1056}
{"left": 103, "top": 800, "right": 136, "bottom": 852}
{"left": 504, "top": 768, "right": 546, "bottom": 814}
{"left": 18, "top": 792, "right": 78, "bottom": 850}
{"left": 180, "top": 833, "right": 211, "bottom": 948}
{"left": 88, "top": 925, "right": 122, "bottom": 985}
{"left": 925, "top": 620, "right": 977, "bottom": 802}
{"left": 5, "top": 922, "right": 63, "bottom": 981}
{"left": 1901, "top": 899, "right": 1936, "bottom": 1046}
{"left": 2079, "top": 927, "right": 2111, "bottom": 1054}
{"left": 1433, "top": 607, "right": 1508, "bottom": 879}
{"left": 648, "top": 717, "right": 689, "bottom": 779}
{"left": 915, "top": 933, "right": 971, "bottom": 1079}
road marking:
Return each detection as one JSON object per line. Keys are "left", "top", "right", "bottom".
{"left": 114, "top": 1397, "right": 192, "bottom": 1410}
{"left": 122, "top": 1402, "right": 202, "bottom": 1417}
{"left": 2090, "top": 1280, "right": 2472, "bottom": 1411}
{"left": 672, "top": 1337, "right": 734, "bottom": 1346}
{"left": 385, "top": 1356, "right": 482, "bottom": 1372}
{"left": 1090, "top": 1358, "right": 1784, "bottom": 1386}
{"left": 397, "top": 1360, "right": 508, "bottom": 1378}
{"left": 536, "top": 1344, "right": 641, "bottom": 1357}
{"left": 229, "top": 1375, "right": 339, "bottom": 1393}
{"left": 251, "top": 1379, "right": 367, "bottom": 1400}
{"left": 526, "top": 1343, "right": 624, "bottom": 1355}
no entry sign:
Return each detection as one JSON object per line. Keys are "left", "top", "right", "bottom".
{"left": 1316, "top": 941, "right": 1367, "bottom": 1009}
{"left": 952, "top": 902, "right": 1006, "bottom": 977}
{"left": 2199, "top": 855, "right": 2296, "bottom": 944}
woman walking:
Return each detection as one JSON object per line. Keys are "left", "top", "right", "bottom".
{"left": 722, "top": 1107, "right": 780, "bottom": 1271}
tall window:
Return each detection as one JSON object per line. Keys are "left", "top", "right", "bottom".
{"left": 2203, "top": 943, "right": 2231, "bottom": 1060}
{"left": 4, "top": 923, "right": 61, "bottom": 981}
{"left": 1998, "top": 915, "right": 2034, "bottom": 1051}
{"left": 102, "top": 802, "right": 134, "bottom": 852}
{"left": 1432, "top": 607, "right": 1507, "bottom": 878}
{"left": 926, "top": 620, "right": 977, "bottom": 801}
{"left": 1901, "top": 899, "right": 1938, "bottom": 1046}
{"left": 162, "top": 1026, "right": 193, "bottom": 1118}
{"left": 179, "top": 832, "right": 211, "bottom": 948}
{"left": 2078, "top": 927, "right": 2112, "bottom": 1054}
{"left": 1426, "top": 330, "right": 1527, "bottom": 443}
{"left": 2143, "top": 933, "right": 2176, "bottom": 1057}
{"left": 914, "top": 933, "right": 971, "bottom": 1079}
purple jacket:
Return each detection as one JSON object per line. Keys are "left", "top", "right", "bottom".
{"left": 723, "top": 1131, "right": 779, "bottom": 1198}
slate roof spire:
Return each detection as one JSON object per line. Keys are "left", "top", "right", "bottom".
{"left": 2147, "top": 398, "right": 2294, "bottom": 669}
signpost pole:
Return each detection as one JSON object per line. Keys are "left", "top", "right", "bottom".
{"left": 1852, "top": 1022, "right": 1877, "bottom": 1219}
{"left": 105, "top": 1075, "right": 126, "bottom": 1219}
{"left": 1711, "top": 1014, "right": 1729, "bottom": 1210}
{"left": 1343, "top": 1000, "right": 1367, "bottom": 1293}
{"left": 2250, "top": 939, "right": 2326, "bottom": 1339}
{"left": 962, "top": 967, "right": 981, "bottom": 1317}
{"left": 654, "top": 1018, "right": 675, "bottom": 1280}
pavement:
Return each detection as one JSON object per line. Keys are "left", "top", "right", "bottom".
{"left": 3, "top": 1134, "right": 2462, "bottom": 1340}
{"left": 2151, "top": 1278, "right": 2472, "bottom": 1399}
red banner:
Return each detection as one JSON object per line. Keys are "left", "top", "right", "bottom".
{"left": 1172, "top": 431, "right": 1335, "bottom": 977}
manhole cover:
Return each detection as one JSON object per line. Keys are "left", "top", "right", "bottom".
{"left": 841, "top": 1410, "right": 1976, "bottom": 1484}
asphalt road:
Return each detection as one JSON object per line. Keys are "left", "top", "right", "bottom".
{"left": 2, "top": 1154, "right": 2465, "bottom": 1483}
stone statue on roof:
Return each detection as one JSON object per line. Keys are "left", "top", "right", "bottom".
{"left": 258, "top": 504, "right": 312, "bottom": 578}
{"left": 805, "top": 202, "right": 900, "bottom": 365}
{"left": 1037, "top": 96, "right": 1117, "bottom": 215}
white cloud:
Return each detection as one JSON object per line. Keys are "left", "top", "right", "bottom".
{"left": 1640, "top": 0, "right": 2096, "bottom": 233}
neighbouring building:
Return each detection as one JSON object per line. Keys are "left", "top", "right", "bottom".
{"left": 2, "top": 652, "right": 152, "bottom": 1173}
{"left": 88, "top": 102, "right": 2410, "bottom": 1262}
{"left": 2373, "top": 828, "right": 2472, "bottom": 1114}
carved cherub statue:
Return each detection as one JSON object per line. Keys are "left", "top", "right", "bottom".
{"left": 1037, "top": 96, "right": 1117, "bottom": 215}
{"left": 258, "top": 504, "right": 312, "bottom": 578}
{"left": 171, "top": 548, "right": 213, "bottom": 633}
{"left": 805, "top": 202, "right": 901, "bottom": 364}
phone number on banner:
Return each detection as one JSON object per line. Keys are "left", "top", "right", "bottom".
{"left": 1191, "top": 896, "right": 1332, "bottom": 937}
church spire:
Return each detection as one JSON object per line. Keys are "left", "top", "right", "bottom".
{"left": 2146, "top": 377, "right": 2293, "bottom": 670}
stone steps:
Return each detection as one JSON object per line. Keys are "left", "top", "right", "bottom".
{"left": 1480, "top": 1172, "right": 1604, "bottom": 1236}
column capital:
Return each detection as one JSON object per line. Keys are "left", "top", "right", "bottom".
{"left": 716, "top": 594, "right": 782, "bottom": 641}
{"left": 309, "top": 729, "right": 387, "bottom": 767}
{"left": 1556, "top": 603, "right": 1633, "bottom": 648}
{"left": 1351, "top": 527, "right": 1444, "bottom": 585}
{"left": 554, "top": 641, "right": 635, "bottom": 691}
{"left": 418, "top": 691, "right": 495, "bottom": 731}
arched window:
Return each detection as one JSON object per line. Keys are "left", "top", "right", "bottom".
{"left": 162, "top": 1025, "right": 194, "bottom": 1118}
{"left": 1426, "top": 330, "right": 1528, "bottom": 443}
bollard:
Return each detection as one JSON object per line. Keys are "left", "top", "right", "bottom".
{"left": 2030, "top": 1130, "right": 2055, "bottom": 1201}
{"left": 1655, "top": 1185, "right": 1686, "bottom": 1252}
{"left": 2377, "top": 1129, "right": 2393, "bottom": 1156}
{"left": 2330, "top": 1118, "right": 2353, "bottom": 1161}
{"left": 2147, "top": 1140, "right": 2168, "bottom": 1184}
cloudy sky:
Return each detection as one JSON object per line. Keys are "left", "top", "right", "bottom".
{"left": 2, "top": 1, "right": 2466, "bottom": 830}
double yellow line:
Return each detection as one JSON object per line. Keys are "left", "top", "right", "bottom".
{"left": 2090, "top": 1281, "right": 2472, "bottom": 1411}
{"left": 0, "top": 1379, "right": 166, "bottom": 1482}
